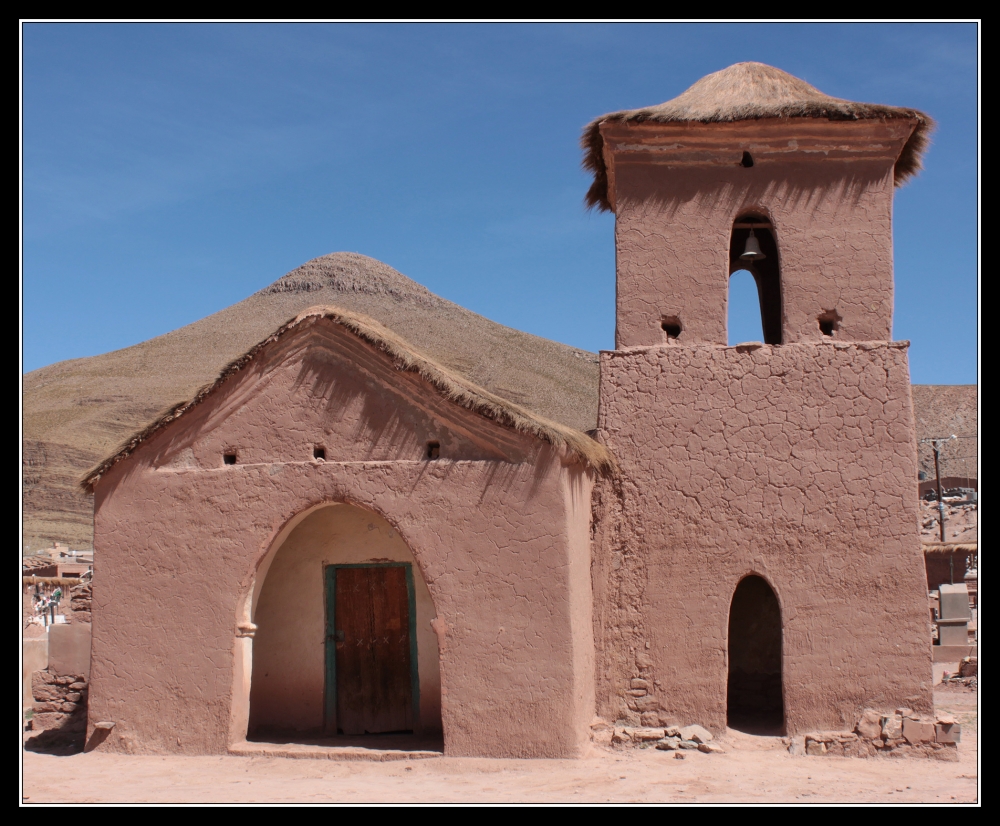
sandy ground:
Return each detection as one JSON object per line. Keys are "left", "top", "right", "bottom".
{"left": 21, "top": 689, "right": 978, "bottom": 805}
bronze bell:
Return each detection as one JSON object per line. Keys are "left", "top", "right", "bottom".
{"left": 740, "top": 228, "right": 766, "bottom": 261}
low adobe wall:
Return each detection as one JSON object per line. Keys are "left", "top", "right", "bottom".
{"left": 593, "top": 340, "right": 932, "bottom": 734}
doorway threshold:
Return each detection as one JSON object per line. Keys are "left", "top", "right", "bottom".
{"left": 231, "top": 734, "right": 443, "bottom": 762}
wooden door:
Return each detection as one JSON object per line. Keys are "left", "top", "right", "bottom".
{"left": 326, "top": 564, "right": 415, "bottom": 735}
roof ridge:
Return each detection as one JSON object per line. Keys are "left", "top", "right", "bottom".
{"left": 80, "top": 305, "right": 614, "bottom": 491}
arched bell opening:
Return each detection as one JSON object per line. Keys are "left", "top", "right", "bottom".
{"left": 246, "top": 503, "right": 442, "bottom": 743}
{"left": 726, "top": 574, "right": 785, "bottom": 735}
{"left": 729, "top": 216, "right": 782, "bottom": 345}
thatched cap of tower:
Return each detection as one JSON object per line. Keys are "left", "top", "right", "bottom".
{"left": 582, "top": 62, "right": 933, "bottom": 211}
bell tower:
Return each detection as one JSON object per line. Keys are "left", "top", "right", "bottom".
{"left": 588, "top": 64, "right": 935, "bottom": 734}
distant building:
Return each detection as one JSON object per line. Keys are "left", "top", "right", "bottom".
{"left": 22, "top": 542, "right": 93, "bottom": 579}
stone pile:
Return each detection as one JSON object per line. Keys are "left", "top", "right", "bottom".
{"left": 70, "top": 581, "right": 92, "bottom": 623}
{"left": 611, "top": 723, "right": 724, "bottom": 754}
{"left": 795, "top": 708, "right": 959, "bottom": 760}
{"left": 30, "top": 671, "right": 88, "bottom": 739}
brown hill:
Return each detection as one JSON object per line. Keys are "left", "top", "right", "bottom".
{"left": 21, "top": 253, "right": 600, "bottom": 552}
{"left": 911, "top": 384, "right": 978, "bottom": 487}
{"left": 22, "top": 252, "right": 978, "bottom": 552}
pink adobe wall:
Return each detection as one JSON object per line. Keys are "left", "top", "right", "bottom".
{"left": 593, "top": 341, "right": 933, "bottom": 733}
{"left": 86, "top": 320, "right": 596, "bottom": 758}
{"left": 602, "top": 119, "right": 917, "bottom": 348}
{"left": 148, "top": 325, "right": 531, "bottom": 470}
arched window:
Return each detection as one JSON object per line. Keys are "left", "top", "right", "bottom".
{"left": 729, "top": 217, "right": 782, "bottom": 345}
{"left": 728, "top": 270, "right": 764, "bottom": 345}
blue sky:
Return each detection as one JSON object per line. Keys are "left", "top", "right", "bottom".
{"left": 21, "top": 22, "right": 978, "bottom": 383}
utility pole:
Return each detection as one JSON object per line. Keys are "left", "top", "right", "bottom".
{"left": 922, "top": 435, "right": 957, "bottom": 582}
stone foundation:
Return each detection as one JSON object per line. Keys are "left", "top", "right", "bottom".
{"left": 602, "top": 722, "right": 723, "bottom": 753}
{"left": 796, "top": 708, "right": 960, "bottom": 760}
{"left": 29, "top": 671, "right": 88, "bottom": 744}
{"left": 70, "top": 581, "right": 93, "bottom": 623}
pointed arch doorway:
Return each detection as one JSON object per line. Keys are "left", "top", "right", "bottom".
{"left": 727, "top": 575, "right": 785, "bottom": 734}
{"left": 247, "top": 503, "right": 442, "bottom": 741}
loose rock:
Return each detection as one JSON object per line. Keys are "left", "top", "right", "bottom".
{"left": 678, "top": 724, "right": 713, "bottom": 744}
{"left": 881, "top": 715, "right": 903, "bottom": 740}
{"left": 855, "top": 709, "right": 882, "bottom": 740}
{"left": 902, "top": 718, "right": 935, "bottom": 745}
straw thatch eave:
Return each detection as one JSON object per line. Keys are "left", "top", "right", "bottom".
{"left": 582, "top": 62, "right": 933, "bottom": 211}
{"left": 922, "top": 542, "right": 978, "bottom": 555}
{"left": 80, "top": 305, "right": 614, "bottom": 491}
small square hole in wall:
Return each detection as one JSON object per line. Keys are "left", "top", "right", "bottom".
{"left": 817, "top": 310, "right": 842, "bottom": 337}
{"left": 661, "top": 317, "right": 682, "bottom": 340}
{"left": 223, "top": 453, "right": 237, "bottom": 465}
{"left": 427, "top": 441, "right": 440, "bottom": 460}
{"left": 313, "top": 446, "right": 326, "bottom": 461}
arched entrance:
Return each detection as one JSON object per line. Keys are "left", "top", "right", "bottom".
{"left": 247, "top": 503, "right": 441, "bottom": 740}
{"left": 727, "top": 575, "right": 784, "bottom": 733}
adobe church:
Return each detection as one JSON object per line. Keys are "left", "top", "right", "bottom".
{"left": 83, "top": 63, "right": 934, "bottom": 757}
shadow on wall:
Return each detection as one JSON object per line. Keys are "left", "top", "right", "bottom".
{"left": 617, "top": 168, "right": 889, "bottom": 219}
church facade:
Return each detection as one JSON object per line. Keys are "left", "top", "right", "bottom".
{"left": 83, "top": 64, "right": 934, "bottom": 757}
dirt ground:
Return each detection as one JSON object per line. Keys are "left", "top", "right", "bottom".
{"left": 21, "top": 688, "right": 978, "bottom": 805}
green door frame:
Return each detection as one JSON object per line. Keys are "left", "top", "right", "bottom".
{"left": 324, "top": 562, "right": 420, "bottom": 735}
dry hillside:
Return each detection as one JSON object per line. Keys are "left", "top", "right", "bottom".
{"left": 22, "top": 252, "right": 977, "bottom": 552}
{"left": 911, "top": 385, "right": 978, "bottom": 486}
{"left": 22, "top": 253, "right": 600, "bottom": 551}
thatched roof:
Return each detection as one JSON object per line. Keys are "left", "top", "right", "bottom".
{"left": 582, "top": 62, "right": 933, "bottom": 211}
{"left": 81, "top": 305, "right": 614, "bottom": 491}
{"left": 922, "top": 542, "right": 978, "bottom": 555}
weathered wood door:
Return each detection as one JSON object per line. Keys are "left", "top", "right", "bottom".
{"left": 325, "top": 564, "right": 417, "bottom": 735}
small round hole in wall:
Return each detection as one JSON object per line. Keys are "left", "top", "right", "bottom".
{"left": 740, "top": 151, "right": 754, "bottom": 168}
{"left": 427, "top": 441, "right": 441, "bottom": 460}
{"left": 661, "top": 317, "right": 682, "bottom": 340}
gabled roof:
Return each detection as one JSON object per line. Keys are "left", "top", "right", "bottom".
{"left": 582, "top": 62, "right": 933, "bottom": 211}
{"left": 81, "top": 306, "right": 614, "bottom": 491}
